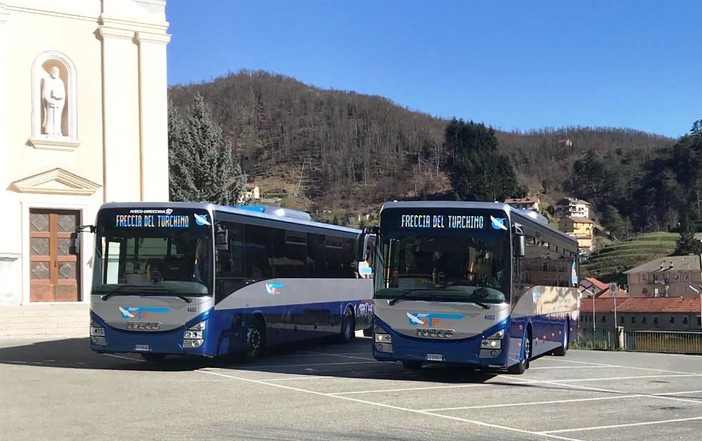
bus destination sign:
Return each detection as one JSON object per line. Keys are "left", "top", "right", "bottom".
{"left": 400, "top": 214, "right": 485, "bottom": 229}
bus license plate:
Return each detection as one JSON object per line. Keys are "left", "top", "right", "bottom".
{"left": 426, "top": 353, "right": 443, "bottom": 361}
{"left": 135, "top": 344, "right": 150, "bottom": 351}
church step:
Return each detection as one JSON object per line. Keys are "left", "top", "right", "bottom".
{"left": 0, "top": 304, "right": 89, "bottom": 340}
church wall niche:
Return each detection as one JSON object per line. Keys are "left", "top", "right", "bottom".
{"left": 29, "top": 51, "right": 79, "bottom": 151}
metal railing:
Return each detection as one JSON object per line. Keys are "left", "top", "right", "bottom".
{"left": 573, "top": 328, "right": 702, "bottom": 354}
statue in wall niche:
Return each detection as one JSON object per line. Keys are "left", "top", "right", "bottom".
{"left": 42, "top": 66, "right": 65, "bottom": 136}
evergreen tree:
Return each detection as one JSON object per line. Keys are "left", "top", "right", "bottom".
{"left": 673, "top": 213, "right": 702, "bottom": 255}
{"left": 444, "top": 119, "right": 518, "bottom": 201}
{"left": 601, "top": 204, "right": 631, "bottom": 240}
{"left": 168, "top": 101, "right": 196, "bottom": 201}
{"left": 168, "top": 95, "right": 246, "bottom": 204}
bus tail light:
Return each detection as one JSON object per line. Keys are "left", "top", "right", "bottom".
{"left": 183, "top": 321, "right": 206, "bottom": 348}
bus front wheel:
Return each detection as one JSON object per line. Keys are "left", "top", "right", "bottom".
{"left": 244, "top": 317, "right": 266, "bottom": 360}
{"left": 508, "top": 332, "right": 531, "bottom": 374}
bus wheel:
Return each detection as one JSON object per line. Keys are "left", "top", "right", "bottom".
{"left": 553, "top": 323, "right": 569, "bottom": 356}
{"left": 508, "top": 332, "right": 531, "bottom": 374}
{"left": 339, "top": 307, "right": 355, "bottom": 343}
{"left": 402, "top": 361, "right": 423, "bottom": 370}
{"left": 141, "top": 353, "right": 166, "bottom": 362}
{"left": 244, "top": 317, "right": 266, "bottom": 360}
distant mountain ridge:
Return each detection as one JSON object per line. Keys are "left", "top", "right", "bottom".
{"left": 168, "top": 70, "right": 674, "bottom": 222}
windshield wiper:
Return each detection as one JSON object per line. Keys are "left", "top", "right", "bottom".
{"left": 424, "top": 293, "right": 491, "bottom": 310}
{"left": 465, "top": 298, "right": 490, "bottom": 310}
{"left": 100, "top": 286, "right": 191, "bottom": 303}
{"left": 388, "top": 288, "right": 430, "bottom": 306}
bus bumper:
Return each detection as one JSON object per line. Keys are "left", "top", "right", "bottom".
{"left": 89, "top": 312, "right": 215, "bottom": 357}
{"left": 371, "top": 317, "right": 509, "bottom": 368}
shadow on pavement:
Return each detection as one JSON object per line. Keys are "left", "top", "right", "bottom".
{"left": 0, "top": 336, "right": 511, "bottom": 385}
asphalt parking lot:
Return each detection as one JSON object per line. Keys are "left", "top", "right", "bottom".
{"left": 1, "top": 335, "right": 701, "bottom": 441}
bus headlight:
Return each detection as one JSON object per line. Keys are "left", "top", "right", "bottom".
{"left": 481, "top": 330, "right": 504, "bottom": 349}
{"left": 183, "top": 330, "right": 203, "bottom": 339}
{"left": 90, "top": 320, "right": 106, "bottom": 345}
{"left": 90, "top": 322, "right": 105, "bottom": 336}
{"left": 374, "top": 333, "right": 392, "bottom": 343}
{"left": 183, "top": 321, "right": 206, "bottom": 348}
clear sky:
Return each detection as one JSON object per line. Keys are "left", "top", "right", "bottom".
{"left": 166, "top": 0, "right": 701, "bottom": 139}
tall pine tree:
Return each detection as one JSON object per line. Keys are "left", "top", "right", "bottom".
{"left": 444, "top": 119, "right": 518, "bottom": 201}
{"left": 168, "top": 95, "right": 246, "bottom": 204}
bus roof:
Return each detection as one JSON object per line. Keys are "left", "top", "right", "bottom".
{"left": 378, "top": 200, "right": 577, "bottom": 246}
{"left": 97, "top": 202, "right": 360, "bottom": 235}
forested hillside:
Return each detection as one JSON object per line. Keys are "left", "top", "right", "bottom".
{"left": 168, "top": 70, "right": 676, "bottom": 225}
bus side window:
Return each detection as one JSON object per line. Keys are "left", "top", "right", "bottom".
{"left": 245, "top": 225, "right": 272, "bottom": 279}
{"left": 216, "top": 222, "right": 244, "bottom": 278}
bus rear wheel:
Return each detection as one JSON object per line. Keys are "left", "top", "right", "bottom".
{"left": 338, "top": 307, "right": 355, "bottom": 343}
{"left": 553, "top": 323, "right": 569, "bottom": 356}
{"left": 244, "top": 317, "right": 266, "bottom": 360}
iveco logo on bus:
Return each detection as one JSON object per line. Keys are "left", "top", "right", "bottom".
{"left": 416, "top": 328, "right": 455, "bottom": 339}
{"left": 127, "top": 322, "right": 161, "bottom": 331}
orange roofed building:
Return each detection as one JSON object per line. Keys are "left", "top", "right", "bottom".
{"left": 579, "top": 297, "right": 702, "bottom": 331}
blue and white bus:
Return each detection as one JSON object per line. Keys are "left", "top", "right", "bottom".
{"left": 72, "top": 202, "right": 373, "bottom": 361}
{"left": 356, "top": 201, "right": 579, "bottom": 374}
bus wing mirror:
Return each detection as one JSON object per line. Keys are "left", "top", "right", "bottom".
{"left": 69, "top": 232, "right": 80, "bottom": 255}
{"left": 355, "top": 232, "right": 368, "bottom": 262}
{"left": 513, "top": 225, "right": 525, "bottom": 257}
{"left": 355, "top": 227, "right": 377, "bottom": 262}
{"left": 215, "top": 225, "right": 229, "bottom": 251}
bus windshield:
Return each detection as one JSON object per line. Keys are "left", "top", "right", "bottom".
{"left": 92, "top": 208, "right": 213, "bottom": 296}
{"left": 374, "top": 229, "right": 510, "bottom": 304}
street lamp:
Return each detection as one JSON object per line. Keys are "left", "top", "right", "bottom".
{"left": 688, "top": 285, "right": 702, "bottom": 331}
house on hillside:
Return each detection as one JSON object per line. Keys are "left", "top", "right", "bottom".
{"left": 238, "top": 183, "right": 261, "bottom": 204}
{"left": 624, "top": 255, "right": 702, "bottom": 298}
{"left": 554, "top": 197, "right": 590, "bottom": 219}
{"left": 558, "top": 216, "right": 594, "bottom": 252}
{"left": 505, "top": 196, "right": 540, "bottom": 212}
{"left": 579, "top": 297, "right": 702, "bottom": 331}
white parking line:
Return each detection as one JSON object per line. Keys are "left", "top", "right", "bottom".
{"left": 545, "top": 357, "right": 702, "bottom": 375}
{"left": 198, "top": 369, "right": 584, "bottom": 441}
{"left": 421, "top": 394, "right": 643, "bottom": 412}
{"left": 329, "top": 379, "right": 538, "bottom": 396}
{"left": 530, "top": 365, "right": 604, "bottom": 370}
{"left": 658, "top": 390, "right": 702, "bottom": 396}
{"left": 539, "top": 416, "right": 702, "bottom": 435}
{"left": 538, "top": 373, "right": 702, "bottom": 384}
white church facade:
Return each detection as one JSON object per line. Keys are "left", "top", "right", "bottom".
{"left": 0, "top": 0, "right": 170, "bottom": 310}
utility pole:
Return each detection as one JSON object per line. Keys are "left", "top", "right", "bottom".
{"left": 688, "top": 285, "right": 701, "bottom": 331}
{"left": 610, "top": 282, "right": 618, "bottom": 330}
